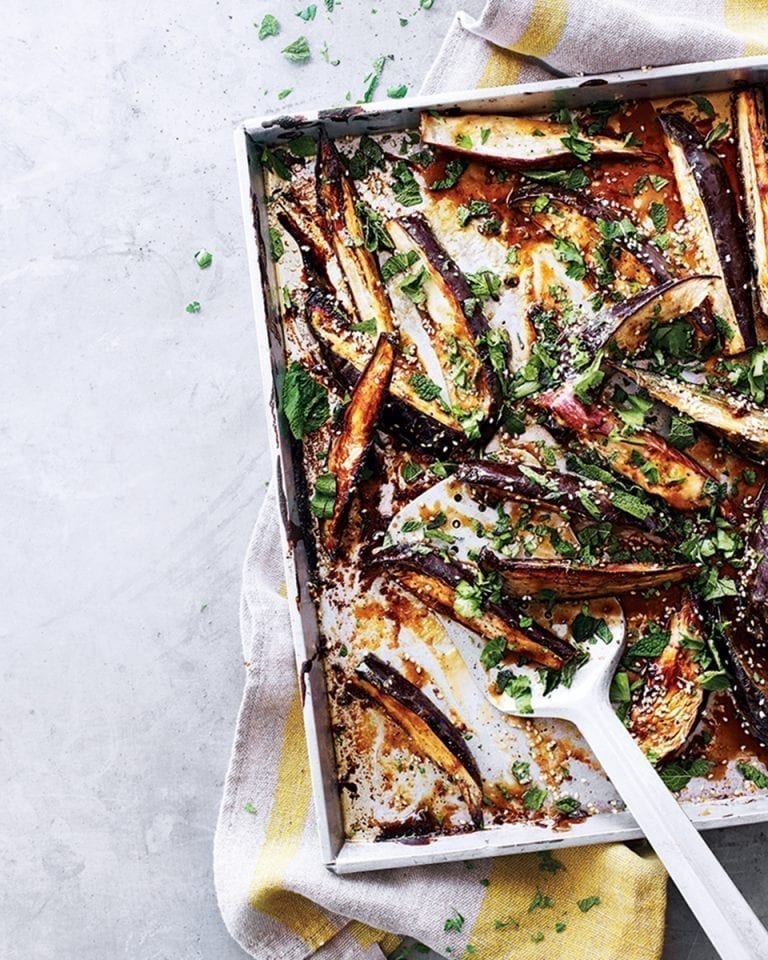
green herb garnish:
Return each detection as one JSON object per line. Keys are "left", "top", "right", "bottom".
{"left": 281, "top": 362, "right": 330, "bottom": 439}
{"left": 282, "top": 36, "right": 311, "bottom": 62}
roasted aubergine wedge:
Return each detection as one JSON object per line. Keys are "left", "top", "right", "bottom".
{"left": 627, "top": 593, "right": 706, "bottom": 761}
{"left": 618, "top": 364, "right": 768, "bottom": 461}
{"left": 371, "top": 544, "right": 575, "bottom": 669}
{"left": 507, "top": 185, "right": 672, "bottom": 289}
{"left": 324, "top": 333, "right": 396, "bottom": 556}
{"left": 306, "top": 289, "right": 467, "bottom": 454}
{"left": 385, "top": 213, "right": 501, "bottom": 442}
{"left": 316, "top": 134, "right": 396, "bottom": 337}
{"left": 352, "top": 653, "right": 484, "bottom": 828}
{"left": 456, "top": 458, "right": 661, "bottom": 534}
{"left": 720, "top": 598, "right": 768, "bottom": 744}
{"left": 734, "top": 87, "right": 768, "bottom": 330}
{"left": 746, "top": 483, "right": 768, "bottom": 623}
{"left": 538, "top": 385, "right": 714, "bottom": 513}
{"left": 420, "top": 113, "right": 652, "bottom": 168}
{"left": 573, "top": 275, "right": 716, "bottom": 357}
{"left": 478, "top": 548, "right": 700, "bottom": 600}
{"left": 659, "top": 112, "right": 756, "bottom": 355}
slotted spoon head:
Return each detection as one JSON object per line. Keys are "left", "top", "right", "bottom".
{"left": 385, "top": 475, "right": 627, "bottom": 720}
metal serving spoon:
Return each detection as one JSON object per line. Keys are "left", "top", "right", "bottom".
{"left": 387, "top": 477, "right": 768, "bottom": 960}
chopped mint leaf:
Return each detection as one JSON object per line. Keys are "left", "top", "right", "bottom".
{"left": 738, "top": 761, "right": 768, "bottom": 789}
{"left": 282, "top": 36, "right": 311, "bottom": 63}
{"left": 480, "top": 635, "right": 506, "bottom": 670}
{"left": 668, "top": 415, "right": 696, "bottom": 450}
{"left": 523, "top": 167, "right": 590, "bottom": 189}
{"left": 286, "top": 134, "right": 316, "bottom": 157}
{"left": 281, "top": 362, "right": 330, "bottom": 439}
{"left": 381, "top": 249, "right": 419, "bottom": 281}
{"left": 362, "top": 54, "right": 393, "bottom": 103}
{"left": 348, "top": 134, "right": 385, "bottom": 180}
{"left": 185, "top": 301, "right": 201, "bottom": 314}
{"left": 391, "top": 161, "right": 422, "bottom": 206}
{"left": 528, "top": 888, "right": 554, "bottom": 912}
{"left": 560, "top": 134, "right": 594, "bottom": 163}
{"left": 553, "top": 236, "right": 587, "bottom": 281}
{"left": 659, "top": 758, "right": 713, "bottom": 792}
{"left": 444, "top": 909, "right": 464, "bottom": 932}
{"left": 693, "top": 95, "right": 715, "bottom": 118}
{"left": 649, "top": 201, "right": 668, "bottom": 232}
{"left": 387, "top": 84, "right": 408, "bottom": 98}
{"left": 350, "top": 317, "right": 377, "bottom": 334}
{"left": 554, "top": 796, "right": 581, "bottom": 814}
{"left": 626, "top": 622, "right": 670, "bottom": 658}
{"left": 277, "top": 88, "right": 293, "bottom": 100}
{"left": 258, "top": 14, "right": 279, "bottom": 39}
{"left": 430, "top": 158, "right": 467, "bottom": 190}
{"left": 704, "top": 120, "right": 729, "bottom": 148}
{"left": 409, "top": 373, "right": 443, "bottom": 402}
{"left": 194, "top": 249, "right": 213, "bottom": 269}
{"left": 523, "top": 785, "right": 548, "bottom": 810}
{"left": 268, "top": 227, "right": 284, "bottom": 261}
{"left": 512, "top": 760, "right": 532, "bottom": 784}
{"left": 296, "top": 4, "right": 317, "bottom": 20}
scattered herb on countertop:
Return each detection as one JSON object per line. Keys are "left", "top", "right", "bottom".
{"left": 282, "top": 36, "right": 311, "bottom": 63}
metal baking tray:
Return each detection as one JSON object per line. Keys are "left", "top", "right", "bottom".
{"left": 235, "top": 54, "right": 768, "bottom": 874}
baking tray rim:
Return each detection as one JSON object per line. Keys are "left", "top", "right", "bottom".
{"left": 235, "top": 53, "right": 768, "bottom": 874}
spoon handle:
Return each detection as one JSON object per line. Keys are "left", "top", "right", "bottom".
{"left": 574, "top": 698, "right": 768, "bottom": 960}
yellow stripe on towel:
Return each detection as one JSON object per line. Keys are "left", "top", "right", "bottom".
{"left": 514, "top": 0, "right": 569, "bottom": 61}
{"left": 248, "top": 689, "right": 339, "bottom": 949}
{"left": 724, "top": 0, "right": 768, "bottom": 55}
{"left": 478, "top": 0, "right": 569, "bottom": 88}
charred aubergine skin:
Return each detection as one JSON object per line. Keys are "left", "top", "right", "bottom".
{"left": 352, "top": 653, "right": 484, "bottom": 828}
{"left": 733, "top": 87, "right": 768, "bottom": 331}
{"left": 371, "top": 543, "right": 575, "bottom": 668}
{"left": 659, "top": 112, "right": 756, "bottom": 355}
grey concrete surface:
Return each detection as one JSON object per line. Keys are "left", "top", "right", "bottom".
{"left": 2, "top": 1, "right": 766, "bottom": 958}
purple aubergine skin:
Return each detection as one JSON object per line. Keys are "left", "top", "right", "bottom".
{"left": 395, "top": 212, "right": 503, "bottom": 424}
{"left": 355, "top": 652, "right": 483, "bottom": 796}
{"left": 507, "top": 184, "right": 673, "bottom": 283}
{"left": 748, "top": 483, "right": 768, "bottom": 610}
{"left": 371, "top": 543, "right": 576, "bottom": 663}
{"left": 477, "top": 547, "right": 699, "bottom": 599}
{"left": 659, "top": 113, "right": 757, "bottom": 352}
{"left": 719, "top": 599, "right": 768, "bottom": 743}
{"left": 456, "top": 458, "right": 662, "bottom": 535}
